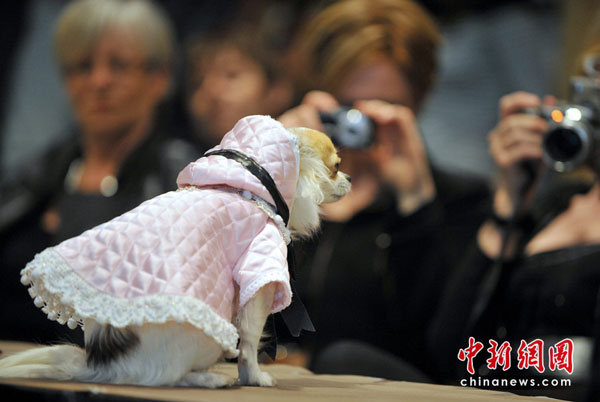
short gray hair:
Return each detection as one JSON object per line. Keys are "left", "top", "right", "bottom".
{"left": 55, "top": 0, "right": 174, "bottom": 72}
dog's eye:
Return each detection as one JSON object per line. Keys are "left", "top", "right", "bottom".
{"left": 335, "top": 163, "right": 340, "bottom": 172}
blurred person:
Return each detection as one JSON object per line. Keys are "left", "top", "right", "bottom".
{"left": 429, "top": 43, "right": 600, "bottom": 401}
{"left": 276, "top": 0, "right": 490, "bottom": 379}
{"left": 184, "top": 24, "right": 293, "bottom": 152}
{"left": 418, "top": 1, "right": 561, "bottom": 177}
{"left": 0, "top": 0, "right": 196, "bottom": 345}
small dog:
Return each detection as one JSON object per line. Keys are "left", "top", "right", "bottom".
{"left": 0, "top": 116, "right": 350, "bottom": 387}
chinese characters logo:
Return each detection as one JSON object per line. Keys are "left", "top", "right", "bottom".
{"left": 457, "top": 337, "right": 573, "bottom": 375}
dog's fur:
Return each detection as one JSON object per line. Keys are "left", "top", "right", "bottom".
{"left": 0, "top": 127, "right": 350, "bottom": 388}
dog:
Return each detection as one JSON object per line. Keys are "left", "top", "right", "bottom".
{"left": 0, "top": 116, "right": 350, "bottom": 388}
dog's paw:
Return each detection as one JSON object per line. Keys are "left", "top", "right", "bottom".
{"left": 254, "top": 371, "right": 277, "bottom": 387}
{"left": 238, "top": 368, "right": 277, "bottom": 387}
{"left": 178, "top": 371, "right": 235, "bottom": 388}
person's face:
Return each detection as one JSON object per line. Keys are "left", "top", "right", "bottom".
{"left": 187, "top": 47, "right": 272, "bottom": 146}
{"left": 63, "top": 30, "right": 169, "bottom": 138}
{"left": 335, "top": 56, "right": 414, "bottom": 108}
{"left": 333, "top": 56, "right": 414, "bottom": 174}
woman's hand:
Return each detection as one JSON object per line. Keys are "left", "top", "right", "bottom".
{"left": 479, "top": 91, "right": 552, "bottom": 258}
{"left": 487, "top": 91, "right": 550, "bottom": 218}
{"left": 355, "top": 99, "right": 436, "bottom": 215}
{"left": 277, "top": 91, "right": 339, "bottom": 130}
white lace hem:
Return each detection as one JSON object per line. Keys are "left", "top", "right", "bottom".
{"left": 20, "top": 249, "right": 239, "bottom": 357}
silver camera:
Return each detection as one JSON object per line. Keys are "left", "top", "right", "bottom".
{"left": 319, "top": 107, "right": 375, "bottom": 149}
{"left": 536, "top": 77, "right": 600, "bottom": 172}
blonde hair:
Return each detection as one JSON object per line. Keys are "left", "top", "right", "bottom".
{"left": 295, "top": 0, "right": 440, "bottom": 110}
{"left": 55, "top": 0, "right": 174, "bottom": 72}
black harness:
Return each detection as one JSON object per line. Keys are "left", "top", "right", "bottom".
{"left": 204, "top": 149, "right": 315, "bottom": 359}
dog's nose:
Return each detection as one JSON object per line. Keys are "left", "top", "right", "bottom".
{"left": 345, "top": 173, "right": 351, "bottom": 183}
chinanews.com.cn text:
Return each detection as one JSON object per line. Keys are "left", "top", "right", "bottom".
{"left": 460, "top": 376, "right": 572, "bottom": 388}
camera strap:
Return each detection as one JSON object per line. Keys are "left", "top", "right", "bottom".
{"left": 204, "top": 149, "right": 315, "bottom": 359}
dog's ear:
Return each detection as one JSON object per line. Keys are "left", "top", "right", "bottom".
{"left": 287, "top": 127, "right": 311, "bottom": 150}
{"left": 288, "top": 127, "right": 336, "bottom": 160}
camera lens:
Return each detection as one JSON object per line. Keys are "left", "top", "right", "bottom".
{"left": 543, "top": 127, "right": 583, "bottom": 162}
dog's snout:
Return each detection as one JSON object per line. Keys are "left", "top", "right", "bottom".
{"left": 344, "top": 173, "right": 351, "bottom": 183}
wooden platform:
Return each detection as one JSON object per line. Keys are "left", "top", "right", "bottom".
{"left": 0, "top": 341, "right": 566, "bottom": 401}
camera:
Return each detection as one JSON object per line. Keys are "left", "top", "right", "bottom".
{"left": 533, "top": 76, "right": 600, "bottom": 172}
{"left": 319, "top": 107, "right": 375, "bottom": 149}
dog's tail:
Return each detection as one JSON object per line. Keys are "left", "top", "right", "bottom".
{"left": 0, "top": 344, "right": 90, "bottom": 381}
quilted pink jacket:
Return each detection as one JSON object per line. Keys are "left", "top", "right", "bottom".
{"left": 20, "top": 115, "right": 298, "bottom": 356}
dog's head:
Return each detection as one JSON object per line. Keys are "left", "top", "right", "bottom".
{"left": 287, "top": 127, "right": 351, "bottom": 238}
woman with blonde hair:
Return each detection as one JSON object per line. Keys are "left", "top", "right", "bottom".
{"left": 278, "top": 0, "right": 490, "bottom": 380}
{"left": 0, "top": 0, "right": 196, "bottom": 345}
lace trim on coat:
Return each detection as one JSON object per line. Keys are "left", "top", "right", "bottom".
{"left": 20, "top": 249, "right": 239, "bottom": 357}
{"left": 238, "top": 271, "right": 292, "bottom": 314}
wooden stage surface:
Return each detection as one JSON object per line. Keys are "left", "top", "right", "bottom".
{"left": 0, "top": 341, "right": 566, "bottom": 401}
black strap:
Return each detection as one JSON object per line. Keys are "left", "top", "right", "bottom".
{"left": 205, "top": 149, "right": 289, "bottom": 224}
{"left": 204, "top": 149, "right": 315, "bottom": 360}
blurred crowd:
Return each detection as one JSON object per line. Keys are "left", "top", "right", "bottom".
{"left": 1, "top": 0, "right": 600, "bottom": 401}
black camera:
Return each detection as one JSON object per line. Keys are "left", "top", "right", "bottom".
{"left": 319, "top": 107, "right": 375, "bottom": 149}
{"left": 533, "top": 77, "right": 600, "bottom": 172}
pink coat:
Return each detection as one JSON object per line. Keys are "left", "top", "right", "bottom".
{"left": 20, "top": 116, "right": 298, "bottom": 356}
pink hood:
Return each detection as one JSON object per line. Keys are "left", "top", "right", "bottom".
{"left": 177, "top": 116, "right": 300, "bottom": 210}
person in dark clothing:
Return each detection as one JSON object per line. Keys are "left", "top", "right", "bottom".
{"left": 429, "top": 60, "right": 600, "bottom": 400}
{"left": 275, "top": 0, "right": 490, "bottom": 378}
{"left": 294, "top": 166, "right": 490, "bottom": 378}
{"left": 0, "top": 0, "right": 197, "bottom": 346}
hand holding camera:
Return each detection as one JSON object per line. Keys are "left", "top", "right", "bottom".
{"left": 278, "top": 91, "right": 435, "bottom": 216}
{"left": 488, "top": 92, "right": 548, "bottom": 219}
{"left": 352, "top": 99, "right": 436, "bottom": 214}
